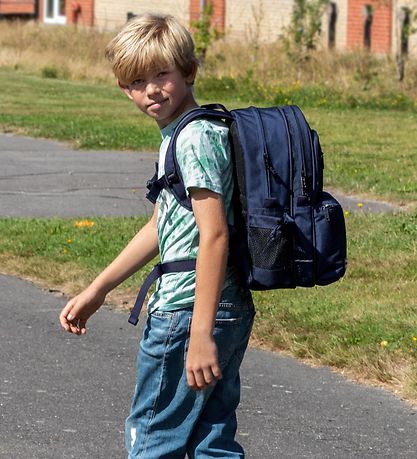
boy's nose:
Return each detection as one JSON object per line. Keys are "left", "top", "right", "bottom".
{"left": 146, "top": 82, "right": 161, "bottom": 96}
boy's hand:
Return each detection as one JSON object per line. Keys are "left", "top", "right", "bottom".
{"left": 59, "top": 286, "right": 106, "bottom": 335}
{"left": 186, "top": 334, "right": 222, "bottom": 391}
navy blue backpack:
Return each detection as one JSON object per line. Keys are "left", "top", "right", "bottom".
{"left": 128, "top": 104, "right": 347, "bottom": 325}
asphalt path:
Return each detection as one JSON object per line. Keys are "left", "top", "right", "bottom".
{"left": 0, "top": 133, "right": 401, "bottom": 218}
{"left": 1, "top": 133, "right": 415, "bottom": 458}
{"left": 2, "top": 274, "right": 417, "bottom": 459}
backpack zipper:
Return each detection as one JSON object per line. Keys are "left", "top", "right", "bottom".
{"left": 252, "top": 107, "right": 273, "bottom": 200}
{"left": 290, "top": 107, "right": 317, "bottom": 283}
{"left": 291, "top": 107, "right": 309, "bottom": 197}
{"left": 277, "top": 107, "right": 294, "bottom": 217}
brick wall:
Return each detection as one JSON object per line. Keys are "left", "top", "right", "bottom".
{"left": 94, "top": 0, "right": 189, "bottom": 30}
{"left": 0, "top": 0, "right": 35, "bottom": 15}
{"left": 224, "top": 0, "right": 293, "bottom": 42}
{"left": 66, "top": 0, "right": 94, "bottom": 26}
{"left": 347, "top": 0, "right": 392, "bottom": 53}
{"left": 189, "top": 0, "right": 225, "bottom": 32}
{"left": 28, "top": 1, "right": 414, "bottom": 58}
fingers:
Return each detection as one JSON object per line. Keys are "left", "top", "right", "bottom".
{"left": 59, "top": 299, "right": 75, "bottom": 332}
{"left": 186, "top": 364, "right": 222, "bottom": 391}
{"left": 59, "top": 297, "right": 87, "bottom": 335}
{"left": 78, "top": 319, "right": 88, "bottom": 335}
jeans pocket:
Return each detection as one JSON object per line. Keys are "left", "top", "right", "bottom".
{"left": 213, "top": 310, "right": 250, "bottom": 367}
{"left": 215, "top": 317, "right": 243, "bottom": 326}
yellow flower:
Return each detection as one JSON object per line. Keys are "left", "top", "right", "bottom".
{"left": 74, "top": 220, "right": 95, "bottom": 228}
{"left": 357, "top": 202, "right": 364, "bottom": 208}
{"left": 63, "top": 247, "right": 68, "bottom": 254}
{"left": 412, "top": 336, "right": 417, "bottom": 342}
{"left": 344, "top": 210, "right": 350, "bottom": 217}
{"left": 67, "top": 239, "right": 73, "bottom": 244}
{"left": 380, "top": 340, "right": 388, "bottom": 348}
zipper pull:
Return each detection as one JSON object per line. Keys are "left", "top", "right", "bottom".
{"left": 264, "top": 152, "right": 279, "bottom": 177}
{"left": 323, "top": 205, "right": 331, "bottom": 221}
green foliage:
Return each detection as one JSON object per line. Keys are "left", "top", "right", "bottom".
{"left": 195, "top": 73, "right": 416, "bottom": 111}
{"left": 282, "top": 0, "right": 330, "bottom": 62}
{"left": 41, "top": 65, "right": 59, "bottom": 79}
{"left": 191, "top": 2, "right": 221, "bottom": 62}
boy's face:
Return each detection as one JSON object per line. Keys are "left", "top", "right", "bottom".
{"left": 119, "top": 66, "right": 197, "bottom": 128}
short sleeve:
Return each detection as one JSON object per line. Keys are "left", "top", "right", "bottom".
{"left": 176, "top": 120, "right": 230, "bottom": 196}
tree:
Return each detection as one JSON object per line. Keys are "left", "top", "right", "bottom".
{"left": 282, "top": 0, "right": 330, "bottom": 63}
{"left": 191, "top": 2, "right": 221, "bottom": 63}
{"left": 395, "top": 5, "right": 417, "bottom": 82}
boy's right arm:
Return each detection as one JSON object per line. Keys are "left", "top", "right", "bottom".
{"left": 59, "top": 204, "right": 159, "bottom": 335}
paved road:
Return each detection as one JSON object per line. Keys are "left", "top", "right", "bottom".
{"left": 1, "top": 133, "right": 415, "bottom": 458}
{"left": 2, "top": 274, "right": 417, "bottom": 459}
{"left": 0, "top": 133, "right": 401, "bottom": 218}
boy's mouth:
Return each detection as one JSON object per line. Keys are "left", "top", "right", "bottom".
{"left": 148, "top": 99, "right": 168, "bottom": 110}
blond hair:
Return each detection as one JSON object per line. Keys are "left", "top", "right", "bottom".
{"left": 105, "top": 13, "right": 198, "bottom": 85}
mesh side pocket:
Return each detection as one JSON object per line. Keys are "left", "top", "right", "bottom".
{"left": 248, "top": 218, "right": 292, "bottom": 270}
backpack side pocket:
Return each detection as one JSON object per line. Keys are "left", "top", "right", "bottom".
{"left": 314, "top": 192, "right": 347, "bottom": 285}
{"left": 247, "top": 213, "right": 294, "bottom": 289}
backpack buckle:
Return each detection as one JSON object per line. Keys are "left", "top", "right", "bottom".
{"left": 166, "top": 172, "right": 179, "bottom": 185}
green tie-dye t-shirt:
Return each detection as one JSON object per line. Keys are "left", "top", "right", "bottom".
{"left": 147, "top": 113, "right": 241, "bottom": 312}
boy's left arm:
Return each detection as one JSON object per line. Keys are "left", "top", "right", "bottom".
{"left": 186, "top": 187, "right": 229, "bottom": 391}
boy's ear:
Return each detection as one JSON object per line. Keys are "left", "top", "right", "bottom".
{"left": 186, "top": 63, "right": 198, "bottom": 85}
{"left": 118, "top": 80, "right": 133, "bottom": 100}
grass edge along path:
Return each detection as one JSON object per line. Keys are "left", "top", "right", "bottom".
{"left": 1, "top": 213, "right": 416, "bottom": 402}
{"left": 1, "top": 69, "right": 417, "bottom": 205}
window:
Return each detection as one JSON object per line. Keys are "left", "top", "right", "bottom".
{"left": 363, "top": 5, "right": 373, "bottom": 50}
{"left": 328, "top": 3, "right": 337, "bottom": 49}
{"left": 44, "top": 0, "right": 66, "bottom": 24}
{"left": 400, "top": 7, "right": 411, "bottom": 56}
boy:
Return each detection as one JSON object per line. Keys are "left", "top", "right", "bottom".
{"left": 59, "top": 13, "right": 255, "bottom": 458}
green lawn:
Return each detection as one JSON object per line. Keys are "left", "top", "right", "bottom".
{"left": 1, "top": 68, "right": 417, "bottom": 399}
{"left": 1, "top": 69, "right": 416, "bottom": 204}
{"left": 0, "top": 213, "right": 416, "bottom": 398}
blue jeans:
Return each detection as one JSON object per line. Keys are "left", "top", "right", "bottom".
{"left": 125, "top": 302, "right": 255, "bottom": 458}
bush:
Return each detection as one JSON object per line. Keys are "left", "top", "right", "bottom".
{"left": 41, "top": 66, "right": 58, "bottom": 79}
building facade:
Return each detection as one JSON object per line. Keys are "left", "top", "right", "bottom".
{"left": 1, "top": 0, "right": 415, "bottom": 56}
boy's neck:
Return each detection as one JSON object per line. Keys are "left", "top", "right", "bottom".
{"left": 156, "top": 93, "right": 198, "bottom": 129}
{"left": 160, "top": 107, "right": 194, "bottom": 139}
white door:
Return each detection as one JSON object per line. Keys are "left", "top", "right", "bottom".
{"left": 44, "top": 0, "right": 66, "bottom": 24}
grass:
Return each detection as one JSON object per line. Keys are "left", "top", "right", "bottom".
{"left": 307, "top": 108, "right": 417, "bottom": 205}
{"left": 1, "top": 20, "right": 416, "bottom": 100}
{"left": 0, "top": 70, "right": 161, "bottom": 150}
{"left": 1, "top": 213, "right": 416, "bottom": 398}
{"left": 1, "top": 23, "right": 417, "bottom": 400}
{"left": 0, "top": 217, "right": 153, "bottom": 304}
{"left": 0, "top": 21, "right": 113, "bottom": 83}
{"left": 1, "top": 69, "right": 416, "bottom": 205}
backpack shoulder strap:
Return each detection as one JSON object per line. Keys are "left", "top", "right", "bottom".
{"left": 164, "top": 105, "right": 233, "bottom": 211}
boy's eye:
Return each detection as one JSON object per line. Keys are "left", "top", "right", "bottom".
{"left": 131, "top": 79, "right": 145, "bottom": 85}
{"left": 157, "top": 71, "right": 170, "bottom": 78}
